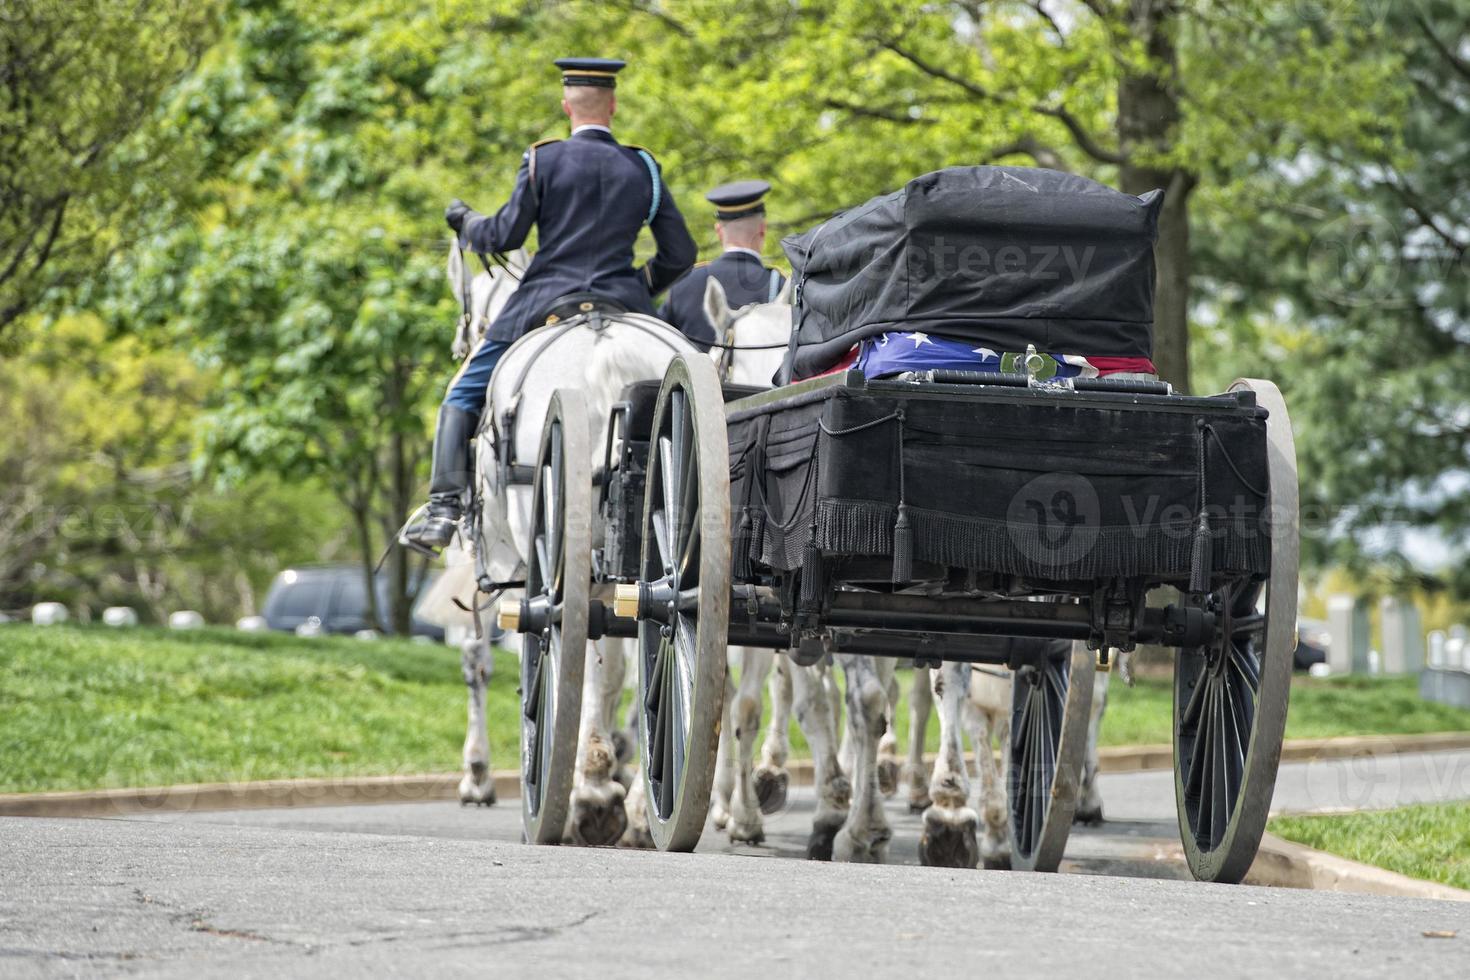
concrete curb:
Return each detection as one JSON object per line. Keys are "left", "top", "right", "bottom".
{"left": 5, "top": 731, "right": 1468, "bottom": 820}
{"left": 1245, "top": 832, "right": 1470, "bottom": 903}
{"left": 0, "top": 772, "right": 520, "bottom": 819}
{"left": 1097, "top": 731, "right": 1470, "bottom": 774}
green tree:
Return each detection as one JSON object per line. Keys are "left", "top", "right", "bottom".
{"left": 0, "top": 315, "right": 348, "bottom": 622}
{"left": 0, "top": 0, "right": 217, "bottom": 339}
{"left": 1195, "top": 0, "right": 1468, "bottom": 585}
{"left": 558, "top": 0, "right": 1399, "bottom": 392}
{"left": 102, "top": 0, "right": 543, "bottom": 632}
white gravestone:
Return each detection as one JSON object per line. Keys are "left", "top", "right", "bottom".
{"left": 1326, "top": 594, "right": 1371, "bottom": 674}
{"left": 1378, "top": 597, "right": 1424, "bottom": 675}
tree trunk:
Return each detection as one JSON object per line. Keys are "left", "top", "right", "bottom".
{"left": 386, "top": 424, "right": 413, "bottom": 636}
{"left": 349, "top": 499, "right": 383, "bottom": 633}
{"left": 1116, "top": 0, "right": 1194, "bottom": 393}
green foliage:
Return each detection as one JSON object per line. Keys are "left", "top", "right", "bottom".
{"left": 1194, "top": 0, "right": 1468, "bottom": 587}
{"left": 0, "top": 0, "right": 219, "bottom": 338}
{"left": 0, "top": 625, "right": 497, "bottom": 793}
{"left": 1270, "top": 802, "right": 1470, "bottom": 892}
{"left": 0, "top": 317, "right": 349, "bottom": 622}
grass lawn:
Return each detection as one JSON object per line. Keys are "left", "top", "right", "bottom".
{"left": 3, "top": 625, "right": 1469, "bottom": 793}
{"left": 1096, "top": 672, "right": 1470, "bottom": 747}
{"left": 0, "top": 625, "right": 510, "bottom": 794}
{"left": 1269, "top": 803, "right": 1470, "bottom": 892}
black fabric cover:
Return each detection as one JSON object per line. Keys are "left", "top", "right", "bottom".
{"left": 728, "top": 384, "right": 1271, "bottom": 583}
{"left": 781, "top": 167, "right": 1164, "bottom": 379}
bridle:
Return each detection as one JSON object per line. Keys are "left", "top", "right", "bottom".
{"left": 453, "top": 240, "right": 524, "bottom": 358}
{"left": 710, "top": 305, "right": 792, "bottom": 383}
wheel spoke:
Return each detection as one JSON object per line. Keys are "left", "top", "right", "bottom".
{"left": 651, "top": 508, "right": 673, "bottom": 568}
{"left": 673, "top": 617, "right": 697, "bottom": 742}
{"left": 680, "top": 505, "right": 702, "bottom": 577}
{"left": 1210, "top": 677, "right": 1231, "bottom": 846}
{"left": 659, "top": 435, "right": 678, "bottom": 559}
{"left": 647, "top": 636, "right": 669, "bottom": 783}
{"left": 658, "top": 642, "right": 678, "bottom": 817}
{"left": 1179, "top": 651, "right": 1207, "bottom": 728}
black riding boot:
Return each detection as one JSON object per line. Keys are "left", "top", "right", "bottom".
{"left": 403, "top": 404, "right": 477, "bottom": 552}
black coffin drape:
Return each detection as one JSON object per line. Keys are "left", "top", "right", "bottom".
{"left": 781, "top": 167, "right": 1163, "bottom": 380}
{"left": 727, "top": 381, "right": 1272, "bottom": 584}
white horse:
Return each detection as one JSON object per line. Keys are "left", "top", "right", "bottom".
{"left": 420, "top": 242, "right": 698, "bottom": 844}
{"left": 1076, "top": 649, "right": 1133, "bottom": 824}
{"left": 417, "top": 244, "right": 529, "bottom": 806}
{"left": 917, "top": 663, "right": 1013, "bottom": 868}
{"left": 700, "top": 277, "right": 896, "bottom": 862}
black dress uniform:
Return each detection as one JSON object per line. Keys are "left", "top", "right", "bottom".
{"left": 659, "top": 180, "right": 786, "bottom": 349}
{"left": 406, "top": 57, "right": 696, "bottom": 552}
{"left": 452, "top": 104, "right": 696, "bottom": 341}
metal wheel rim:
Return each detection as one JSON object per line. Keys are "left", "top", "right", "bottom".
{"left": 1008, "top": 641, "right": 1093, "bottom": 872}
{"left": 520, "top": 390, "right": 590, "bottom": 845}
{"left": 1173, "top": 378, "right": 1298, "bottom": 883}
{"left": 637, "top": 355, "right": 730, "bottom": 852}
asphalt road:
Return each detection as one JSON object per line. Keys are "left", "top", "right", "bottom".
{"left": 5, "top": 752, "right": 1470, "bottom": 977}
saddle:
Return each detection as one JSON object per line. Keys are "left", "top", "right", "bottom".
{"left": 540, "top": 292, "right": 628, "bottom": 325}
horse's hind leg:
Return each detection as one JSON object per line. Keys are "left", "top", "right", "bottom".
{"left": 792, "top": 660, "right": 849, "bottom": 861}
{"left": 964, "top": 672, "right": 1012, "bottom": 869}
{"left": 903, "top": 666, "right": 933, "bottom": 812}
{"left": 711, "top": 667, "right": 737, "bottom": 831}
{"left": 876, "top": 666, "right": 900, "bottom": 797}
{"left": 834, "top": 655, "right": 893, "bottom": 864}
{"left": 458, "top": 634, "right": 496, "bottom": 806}
{"left": 568, "top": 639, "right": 628, "bottom": 846}
{"left": 1075, "top": 668, "right": 1111, "bottom": 826}
{"left": 919, "top": 661, "right": 979, "bottom": 869}
{"left": 727, "top": 648, "right": 775, "bottom": 844}
{"left": 754, "top": 655, "right": 792, "bottom": 814}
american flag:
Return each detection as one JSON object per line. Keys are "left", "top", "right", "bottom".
{"left": 828, "top": 331, "right": 1156, "bottom": 380}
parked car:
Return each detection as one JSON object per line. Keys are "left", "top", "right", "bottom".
{"left": 1295, "top": 617, "right": 1330, "bottom": 672}
{"left": 259, "top": 565, "right": 444, "bottom": 640}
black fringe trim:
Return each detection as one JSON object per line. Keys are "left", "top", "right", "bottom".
{"left": 804, "top": 499, "right": 1272, "bottom": 580}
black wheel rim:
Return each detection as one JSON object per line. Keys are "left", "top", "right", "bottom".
{"left": 1008, "top": 652, "right": 1070, "bottom": 860}
{"left": 1176, "top": 579, "right": 1263, "bottom": 853}
{"left": 641, "top": 385, "right": 701, "bottom": 822}
{"left": 521, "top": 422, "right": 565, "bottom": 818}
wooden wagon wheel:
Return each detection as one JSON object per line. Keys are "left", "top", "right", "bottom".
{"left": 518, "top": 389, "right": 591, "bottom": 844}
{"left": 1007, "top": 640, "right": 1094, "bottom": 872}
{"left": 634, "top": 355, "right": 731, "bottom": 851}
{"left": 1173, "top": 378, "right": 1298, "bottom": 883}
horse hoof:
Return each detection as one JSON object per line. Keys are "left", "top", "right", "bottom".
{"left": 571, "top": 783, "right": 628, "bottom": 847}
{"left": 1073, "top": 801, "right": 1104, "bottom": 826}
{"left": 876, "top": 758, "right": 900, "bottom": 798}
{"left": 458, "top": 767, "right": 496, "bottom": 807}
{"left": 982, "top": 851, "right": 1012, "bottom": 871}
{"left": 907, "top": 795, "right": 932, "bottom": 815}
{"left": 711, "top": 801, "right": 731, "bottom": 831}
{"left": 754, "top": 766, "right": 789, "bottom": 814}
{"left": 729, "top": 820, "right": 766, "bottom": 846}
{"left": 918, "top": 804, "right": 979, "bottom": 869}
{"left": 806, "top": 815, "right": 846, "bottom": 862}
{"left": 837, "top": 825, "right": 892, "bottom": 864}
{"left": 620, "top": 822, "right": 656, "bottom": 850}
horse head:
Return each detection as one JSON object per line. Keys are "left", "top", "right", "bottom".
{"left": 703, "top": 275, "right": 794, "bottom": 387}
{"left": 445, "top": 238, "right": 529, "bottom": 359}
